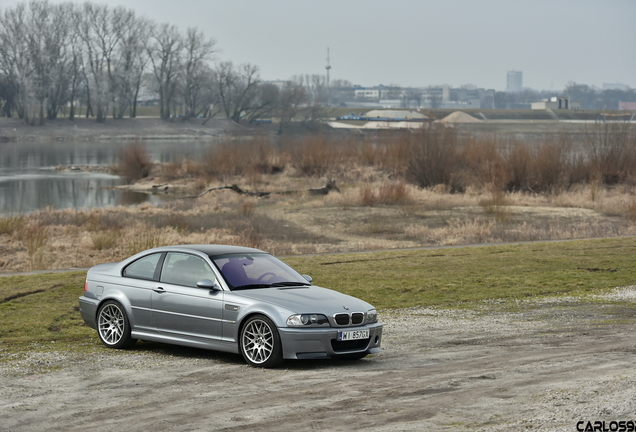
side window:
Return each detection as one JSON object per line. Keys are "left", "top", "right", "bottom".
{"left": 123, "top": 253, "right": 162, "bottom": 280}
{"left": 160, "top": 253, "right": 215, "bottom": 288}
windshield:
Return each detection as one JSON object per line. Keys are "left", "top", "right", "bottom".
{"left": 211, "top": 253, "right": 310, "bottom": 290}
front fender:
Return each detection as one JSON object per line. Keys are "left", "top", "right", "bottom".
{"left": 227, "top": 302, "right": 293, "bottom": 343}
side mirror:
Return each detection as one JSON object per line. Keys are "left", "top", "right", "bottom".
{"left": 302, "top": 275, "right": 313, "bottom": 283}
{"left": 197, "top": 278, "right": 220, "bottom": 290}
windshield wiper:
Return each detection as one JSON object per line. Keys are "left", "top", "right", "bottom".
{"left": 270, "top": 281, "right": 311, "bottom": 287}
{"left": 231, "top": 284, "right": 273, "bottom": 290}
{"left": 231, "top": 281, "right": 311, "bottom": 290}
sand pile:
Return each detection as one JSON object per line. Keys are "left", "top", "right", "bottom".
{"left": 438, "top": 111, "right": 481, "bottom": 123}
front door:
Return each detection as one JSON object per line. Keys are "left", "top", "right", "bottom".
{"left": 151, "top": 252, "right": 223, "bottom": 341}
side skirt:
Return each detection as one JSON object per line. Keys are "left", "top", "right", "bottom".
{"left": 131, "top": 330, "right": 239, "bottom": 354}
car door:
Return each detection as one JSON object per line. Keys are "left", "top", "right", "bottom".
{"left": 151, "top": 252, "right": 223, "bottom": 341}
{"left": 120, "top": 252, "right": 164, "bottom": 332}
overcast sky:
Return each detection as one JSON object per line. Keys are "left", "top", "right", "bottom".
{"left": 2, "top": 0, "right": 634, "bottom": 91}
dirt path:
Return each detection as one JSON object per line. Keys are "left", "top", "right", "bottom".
{"left": 2, "top": 291, "right": 636, "bottom": 431}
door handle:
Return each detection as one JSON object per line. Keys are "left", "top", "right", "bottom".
{"left": 153, "top": 286, "right": 166, "bottom": 293}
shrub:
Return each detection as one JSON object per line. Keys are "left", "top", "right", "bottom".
{"left": 504, "top": 141, "right": 532, "bottom": 192}
{"left": 359, "top": 184, "right": 376, "bottom": 206}
{"left": 533, "top": 138, "right": 571, "bottom": 193}
{"left": 405, "top": 125, "right": 463, "bottom": 191}
{"left": 584, "top": 122, "right": 636, "bottom": 184}
{"left": 463, "top": 139, "right": 507, "bottom": 190}
{"left": 290, "top": 135, "right": 338, "bottom": 176}
{"left": 115, "top": 140, "right": 153, "bottom": 183}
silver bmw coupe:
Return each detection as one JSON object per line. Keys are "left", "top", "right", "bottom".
{"left": 79, "top": 245, "right": 382, "bottom": 367}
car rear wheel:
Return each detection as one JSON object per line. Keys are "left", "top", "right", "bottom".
{"left": 97, "top": 300, "right": 136, "bottom": 349}
{"left": 240, "top": 315, "right": 283, "bottom": 368}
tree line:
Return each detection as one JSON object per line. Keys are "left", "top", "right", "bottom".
{"left": 0, "top": 0, "right": 329, "bottom": 132}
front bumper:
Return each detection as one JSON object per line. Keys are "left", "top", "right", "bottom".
{"left": 278, "top": 322, "right": 383, "bottom": 360}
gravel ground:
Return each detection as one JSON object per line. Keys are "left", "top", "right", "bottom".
{"left": 1, "top": 288, "right": 636, "bottom": 431}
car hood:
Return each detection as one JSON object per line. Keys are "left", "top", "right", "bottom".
{"left": 233, "top": 285, "right": 373, "bottom": 314}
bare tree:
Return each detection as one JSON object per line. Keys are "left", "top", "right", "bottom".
{"left": 65, "top": 4, "right": 85, "bottom": 121}
{"left": 278, "top": 80, "right": 307, "bottom": 134}
{"left": 182, "top": 27, "right": 216, "bottom": 118}
{"left": 0, "top": 3, "right": 31, "bottom": 121}
{"left": 32, "top": 1, "right": 73, "bottom": 121}
{"left": 214, "top": 61, "right": 260, "bottom": 123}
{"left": 0, "top": 1, "right": 224, "bottom": 125}
{"left": 109, "top": 8, "right": 147, "bottom": 119}
{"left": 240, "top": 82, "right": 277, "bottom": 123}
{"left": 146, "top": 23, "right": 182, "bottom": 119}
{"left": 77, "top": 3, "right": 121, "bottom": 122}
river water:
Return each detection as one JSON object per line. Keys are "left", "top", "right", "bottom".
{"left": 0, "top": 140, "right": 213, "bottom": 215}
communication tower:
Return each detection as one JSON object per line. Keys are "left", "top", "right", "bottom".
{"left": 325, "top": 48, "right": 331, "bottom": 87}
{"left": 325, "top": 48, "right": 332, "bottom": 104}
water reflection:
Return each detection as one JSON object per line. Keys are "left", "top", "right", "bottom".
{"left": 0, "top": 140, "right": 211, "bottom": 214}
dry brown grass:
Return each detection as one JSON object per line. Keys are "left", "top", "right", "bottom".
{"left": 377, "top": 181, "right": 412, "bottom": 204}
{"left": 359, "top": 184, "right": 376, "bottom": 207}
{"left": 18, "top": 221, "right": 49, "bottom": 270}
{"left": 90, "top": 230, "right": 121, "bottom": 251}
{"left": 0, "top": 214, "right": 25, "bottom": 236}
{"left": 626, "top": 201, "right": 636, "bottom": 221}
{"left": 3, "top": 181, "right": 636, "bottom": 274}
{"left": 125, "top": 228, "right": 168, "bottom": 256}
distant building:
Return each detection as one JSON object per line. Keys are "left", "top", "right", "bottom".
{"left": 506, "top": 71, "right": 523, "bottom": 93}
{"left": 531, "top": 97, "right": 580, "bottom": 110}
{"left": 354, "top": 88, "right": 381, "bottom": 99}
{"left": 619, "top": 101, "right": 636, "bottom": 110}
{"left": 340, "top": 84, "right": 495, "bottom": 109}
{"left": 422, "top": 85, "right": 450, "bottom": 105}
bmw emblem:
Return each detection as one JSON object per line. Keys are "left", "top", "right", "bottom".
{"left": 343, "top": 306, "right": 350, "bottom": 310}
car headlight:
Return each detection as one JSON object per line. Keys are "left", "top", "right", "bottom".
{"left": 286, "top": 314, "right": 330, "bottom": 327}
{"left": 365, "top": 309, "right": 378, "bottom": 324}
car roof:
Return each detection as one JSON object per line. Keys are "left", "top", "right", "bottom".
{"left": 147, "top": 244, "right": 265, "bottom": 257}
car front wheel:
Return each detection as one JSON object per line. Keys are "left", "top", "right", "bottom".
{"left": 240, "top": 315, "right": 283, "bottom": 368}
{"left": 97, "top": 300, "right": 136, "bottom": 349}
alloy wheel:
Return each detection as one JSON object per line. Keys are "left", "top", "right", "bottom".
{"left": 98, "top": 303, "right": 125, "bottom": 346}
{"left": 242, "top": 318, "right": 274, "bottom": 364}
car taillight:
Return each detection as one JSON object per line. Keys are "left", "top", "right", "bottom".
{"left": 84, "top": 282, "right": 88, "bottom": 292}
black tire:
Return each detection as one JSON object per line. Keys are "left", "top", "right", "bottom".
{"left": 97, "top": 300, "right": 136, "bottom": 349}
{"left": 240, "top": 315, "right": 283, "bottom": 368}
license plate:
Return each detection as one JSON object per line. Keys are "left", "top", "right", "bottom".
{"left": 338, "top": 329, "right": 369, "bottom": 341}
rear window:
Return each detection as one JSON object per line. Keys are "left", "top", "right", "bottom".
{"left": 123, "top": 253, "right": 162, "bottom": 280}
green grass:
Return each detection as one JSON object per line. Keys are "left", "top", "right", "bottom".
{"left": 284, "top": 237, "right": 636, "bottom": 309}
{"left": 1, "top": 238, "right": 635, "bottom": 352}
{"left": 0, "top": 272, "right": 96, "bottom": 351}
